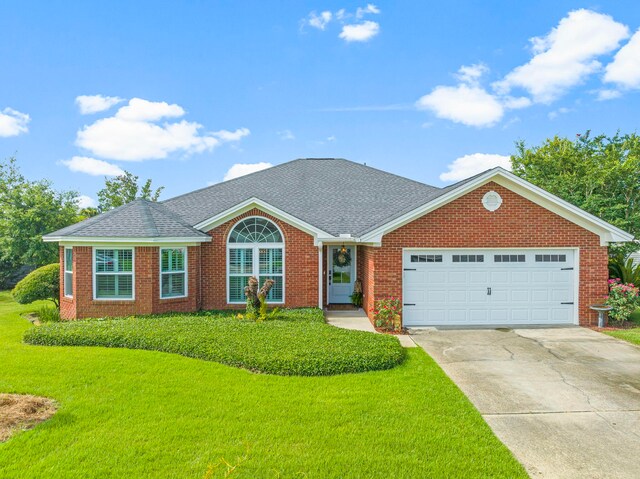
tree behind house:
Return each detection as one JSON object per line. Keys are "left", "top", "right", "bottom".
{"left": 97, "top": 171, "right": 164, "bottom": 211}
{"left": 511, "top": 131, "right": 640, "bottom": 257}
{"left": 0, "top": 157, "right": 79, "bottom": 287}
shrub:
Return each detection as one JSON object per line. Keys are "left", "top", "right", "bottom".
{"left": 609, "top": 255, "right": 640, "bottom": 285}
{"left": 36, "top": 305, "right": 61, "bottom": 322}
{"left": 12, "top": 263, "right": 60, "bottom": 308}
{"left": 24, "top": 308, "right": 405, "bottom": 376}
{"left": 372, "top": 297, "right": 402, "bottom": 332}
{"left": 605, "top": 279, "right": 640, "bottom": 323}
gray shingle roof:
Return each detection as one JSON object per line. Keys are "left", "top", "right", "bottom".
{"left": 46, "top": 159, "right": 446, "bottom": 239}
{"left": 45, "top": 199, "right": 210, "bottom": 239}
{"left": 162, "top": 158, "right": 442, "bottom": 236}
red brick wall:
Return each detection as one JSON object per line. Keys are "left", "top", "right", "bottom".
{"left": 359, "top": 246, "right": 376, "bottom": 315}
{"left": 200, "top": 208, "right": 319, "bottom": 310}
{"left": 60, "top": 245, "right": 201, "bottom": 319}
{"left": 362, "top": 182, "right": 608, "bottom": 326}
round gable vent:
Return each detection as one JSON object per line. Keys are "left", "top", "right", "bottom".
{"left": 482, "top": 191, "right": 502, "bottom": 212}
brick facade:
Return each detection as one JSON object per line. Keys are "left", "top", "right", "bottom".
{"left": 59, "top": 210, "right": 319, "bottom": 319}
{"left": 359, "top": 182, "right": 608, "bottom": 327}
{"left": 59, "top": 184, "right": 610, "bottom": 326}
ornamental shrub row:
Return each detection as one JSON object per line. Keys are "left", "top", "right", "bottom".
{"left": 24, "top": 308, "right": 406, "bottom": 376}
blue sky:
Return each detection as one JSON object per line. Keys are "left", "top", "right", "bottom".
{"left": 1, "top": 1, "right": 639, "bottom": 207}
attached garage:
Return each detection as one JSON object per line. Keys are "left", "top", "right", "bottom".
{"left": 402, "top": 249, "right": 577, "bottom": 327}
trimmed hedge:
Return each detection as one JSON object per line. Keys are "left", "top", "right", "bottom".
{"left": 12, "top": 263, "right": 59, "bottom": 306}
{"left": 24, "top": 309, "right": 405, "bottom": 376}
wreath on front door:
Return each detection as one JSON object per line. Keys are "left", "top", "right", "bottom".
{"left": 333, "top": 248, "right": 352, "bottom": 267}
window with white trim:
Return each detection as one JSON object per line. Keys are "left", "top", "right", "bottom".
{"left": 160, "top": 248, "right": 187, "bottom": 298}
{"left": 228, "top": 217, "right": 284, "bottom": 303}
{"left": 94, "top": 248, "right": 134, "bottom": 299}
{"left": 64, "top": 247, "right": 73, "bottom": 297}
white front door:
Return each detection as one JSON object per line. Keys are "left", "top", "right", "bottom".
{"left": 403, "top": 249, "right": 576, "bottom": 326}
{"left": 328, "top": 246, "right": 355, "bottom": 304}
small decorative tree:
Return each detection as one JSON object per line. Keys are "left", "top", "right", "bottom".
{"left": 12, "top": 263, "right": 60, "bottom": 308}
{"left": 244, "top": 276, "right": 276, "bottom": 321}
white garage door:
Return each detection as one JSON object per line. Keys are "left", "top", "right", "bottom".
{"left": 403, "top": 249, "right": 576, "bottom": 327}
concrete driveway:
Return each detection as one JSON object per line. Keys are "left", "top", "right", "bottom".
{"left": 410, "top": 327, "right": 640, "bottom": 478}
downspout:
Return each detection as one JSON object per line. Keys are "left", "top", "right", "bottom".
{"left": 318, "top": 242, "right": 323, "bottom": 310}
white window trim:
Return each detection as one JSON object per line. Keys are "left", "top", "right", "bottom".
{"left": 64, "top": 247, "right": 73, "bottom": 298}
{"left": 92, "top": 247, "right": 135, "bottom": 301}
{"left": 226, "top": 216, "right": 285, "bottom": 304}
{"left": 159, "top": 247, "right": 188, "bottom": 299}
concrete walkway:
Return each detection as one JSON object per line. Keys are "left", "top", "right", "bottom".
{"left": 411, "top": 327, "right": 640, "bottom": 478}
{"left": 325, "top": 310, "right": 416, "bottom": 347}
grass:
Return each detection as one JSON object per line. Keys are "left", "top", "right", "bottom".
{"left": 0, "top": 291, "right": 526, "bottom": 478}
{"left": 24, "top": 309, "right": 404, "bottom": 376}
{"left": 605, "top": 328, "right": 640, "bottom": 345}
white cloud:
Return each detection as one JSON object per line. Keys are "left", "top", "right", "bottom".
{"left": 307, "top": 11, "right": 332, "bottom": 30}
{"left": 75, "top": 98, "right": 249, "bottom": 161}
{"left": 211, "top": 128, "right": 250, "bottom": 142}
{"left": 604, "top": 29, "right": 640, "bottom": 89}
{"left": 0, "top": 108, "right": 30, "bottom": 137}
{"left": 75, "top": 95, "right": 123, "bottom": 114}
{"left": 417, "top": 84, "right": 504, "bottom": 127}
{"left": 494, "top": 9, "right": 629, "bottom": 103}
{"left": 455, "top": 63, "right": 488, "bottom": 85}
{"left": 61, "top": 156, "right": 125, "bottom": 176}
{"left": 326, "top": 135, "right": 336, "bottom": 141}
{"left": 597, "top": 89, "right": 622, "bottom": 101}
{"left": 278, "top": 129, "right": 295, "bottom": 140}
{"left": 115, "top": 98, "right": 184, "bottom": 121}
{"left": 76, "top": 195, "right": 97, "bottom": 209}
{"left": 223, "top": 162, "right": 273, "bottom": 181}
{"left": 440, "top": 153, "right": 511, "bottom": 182}
{"left": 356, "top": 4, "right": 380, "bottom": 18}
{"left": 416, "top": 63, "right": 532, "bottom": 127}
{"left": 339, "top": 21, "right": 380, "bottom": 42}
{"left": 548, "top": 107, "right": 571, "bottom": 119}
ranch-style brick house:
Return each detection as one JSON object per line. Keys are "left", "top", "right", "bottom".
{"left": 44, "top": 158, "right": 633, "bottom": 326}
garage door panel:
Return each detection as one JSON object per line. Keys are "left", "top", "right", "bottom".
{"left": 469, "top": 271, "right": 489, "bottom": 283}
{"left": 490, "top": 271, "right": 509, "bottom": 282}
{"left": 511, "top": 271, "right": 529, "bottom": 282}
{"left": 403, "top": 249, "right": 575, "bottom": 326}
{"left": 468, "top": 309, "right": 489, "bottom": 321}
{"left": 427, "top": 272, "right": 447, "bottom": 283}
{"left": 532, "top": 271, "right": 550, "bottom": 283}
{"left": 510, "top": 290, "right": 530, "bottom": 302}
{"left": 448, "top": 271, "right": 467, "bottom": 283}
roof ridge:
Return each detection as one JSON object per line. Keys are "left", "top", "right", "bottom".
{"left": 146, "top": 200, "right": 206, "bottom": 231}
{"left": 140, "top": 201, "right": 160, "bottom": 237}
{"left": 329, "top": 159, "right": 440, "bottom": 190}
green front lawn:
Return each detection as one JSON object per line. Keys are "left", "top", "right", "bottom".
{"left": 0, "top": 292, "right": 526, "bottom": 478}
{"left": 24, "top": 309, "right": 404, "bottom": 376}
{"left": 605, "top": 328, "right": 640, "bottom": 345}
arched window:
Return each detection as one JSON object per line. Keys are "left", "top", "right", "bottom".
{"left": 227, "top": 217, "right": 284, "bottom": 303}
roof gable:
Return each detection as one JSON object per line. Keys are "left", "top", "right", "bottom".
{"left": 359, "top": 167, "right": 634, "bottom": 245}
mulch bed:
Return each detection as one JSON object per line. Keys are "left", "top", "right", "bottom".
{"left": 0, "top": 394, "right": 57, "bottom": 442}
{"left": 590, "top": 321, "right": 638, "bottom": 332}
